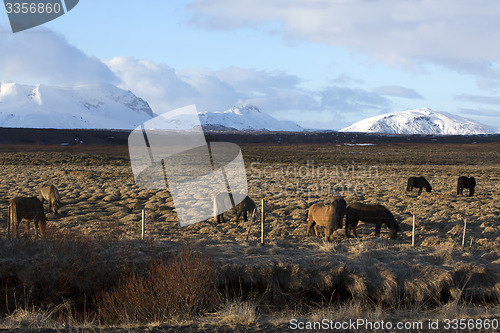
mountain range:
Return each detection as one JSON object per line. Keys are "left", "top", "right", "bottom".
{"left": 0, "top": 82, "right": 154, "bottom": 129}
{"left": 0, "top": 82, "right": 302, "bottom": 131}
{"left": 1, "top": 83, "right": 498, "bottom": 135}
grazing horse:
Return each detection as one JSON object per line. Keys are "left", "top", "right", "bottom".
{"left": 406, "top": 176, "right": 432, "bottom": 194}
{"left": 345, "top": 203, "right": 399, "bottom": 239}
{"left": 215, "top": 193, "right": 257, "bottom": 223}
{"left": 38, "top": 184, "right": 61, "bottom": 214}
{"left": 457, "top": 176, "right": 476, "bottom": 196}
{"left": 9, "top": 197, "right": 47, "bottom": 238}
{"left": 306, "top": 198, "right": 347, "bottom": 241}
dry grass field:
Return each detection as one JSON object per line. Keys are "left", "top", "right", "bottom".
{"left": 0, "top": 142, "right": 499, "bottom": 331}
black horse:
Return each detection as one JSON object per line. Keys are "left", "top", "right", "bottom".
{"left": 457, "top": 176, "right": 476, "bottom": 196}
{"left": 406, "top": 176, "right": 432, "bottom": 194}
{"left": 215, "top": 193, "right": 256, "bottom": 223}
{"left": 345, "top": 203, "right": 400, "bottom": 239}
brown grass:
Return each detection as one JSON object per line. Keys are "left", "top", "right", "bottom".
{"left": 0, "top": 142, "right": 498, "bottom": 329}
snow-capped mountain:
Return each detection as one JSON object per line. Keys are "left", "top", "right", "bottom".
{"left": 0, "top": 83, "right": 302, "bottom": 131}
{"left": 340, "top": 108, "right": 499, "bottom": 135}
{"left": 199, "top": 105, "right": 303, "bottom": 131}
{"left": 0, "top": 82, "right": 154, "bottom": 129}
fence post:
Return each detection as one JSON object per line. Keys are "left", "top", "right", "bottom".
{"left": 412, "top": 215, "right": 415, "bottom": 247}
{"left": 213, "top": 197, "right": 217, "bottom": 222}
{"left": 141, "top": 209, "right": 145, "bottom": 240}
{"left": 7, "top": 206, "right": 10, "bottom": 238}
{"left": 462, "top": 218, "right": 467, "bottom": 248}
{"left": 261, "top": 199, "right": 265, "bottom": 245}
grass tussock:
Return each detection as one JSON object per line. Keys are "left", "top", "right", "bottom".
{"left": 0, "top": 142, "right": 499, "bottom": 329}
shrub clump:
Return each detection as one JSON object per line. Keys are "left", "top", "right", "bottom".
{"left": 97, "top": 246, "right": 218, "bottom": 324}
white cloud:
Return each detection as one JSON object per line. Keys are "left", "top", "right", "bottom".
{"left": 105, "top": 56, "right": 321, "bottom": 115}
{"left": 187, "top": 0, "right": 500, "bottom": 73}
{"left": 374, "top": 85, "right": 423, "bottom": 99}
{"left": 0, "top": 25, "right": 117, "bottom": 85}
{"left": 105, "top": 56, "right": 390, "bottom": 129}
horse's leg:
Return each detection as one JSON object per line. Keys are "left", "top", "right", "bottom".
{"left": 12, "top": 216, "right": 18, "bottom": 238}
{"left": 306, "top": 220, "right": 314, "bottom": 237}
{"left": 374, "top": 222, "right": 381, "bottom": 237}
{"left": 352, "top": 219, "right": 359, "bottom": 238}
{"left": 418, "top": 187, "right": 423, "bottom": 194}
{"left": 235, "top": 210, "right": 242, "bottom": 223}
{"left": 352, "top": 224, "right": 358, "bottom": 238}
{"left": 325, "top": 225, "right": 332, "bottom": 241}
{"left": 345, "top": 217, "right": 352, "bottom": 237}
{"left": 34, "top": 220, "right": 39, "bottom": 237}
{"left": 313, "top": 223, "right": 320, "bottom": 237}
{"left": 469, "top": 187, "right": 474, "bottom": 196}
{"left": 24, "top": 219, "right": 31, "bottom": 237}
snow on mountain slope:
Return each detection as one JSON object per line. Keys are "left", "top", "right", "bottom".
{"left": 340, "top": 108, "right": 499, "bottom": 135}
{"left": 0, "top": 83, "right": 302, "bottom": 132}
{"left": 0, "top": 82, "right": 154, "bottom": 129}
{"left": 198, "top": 105, "right": 303, "bottom": 131}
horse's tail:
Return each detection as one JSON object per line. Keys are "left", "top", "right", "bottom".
{"left": 8, "top": 200, "right": 15, "bottom": 238}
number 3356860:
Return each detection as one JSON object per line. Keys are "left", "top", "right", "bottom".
{"left": 5, "top": 2, "right": 62, "bottom": 14}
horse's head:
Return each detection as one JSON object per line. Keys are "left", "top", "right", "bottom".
{"left": 425, "top": 185, "right": 432, "bottom": 192}
{"left": 389, "top": 220, "right": 400, "bottom": 239}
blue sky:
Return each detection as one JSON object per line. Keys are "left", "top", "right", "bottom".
{"left": 1, "top": 0, "right": 500, "bottom": 130}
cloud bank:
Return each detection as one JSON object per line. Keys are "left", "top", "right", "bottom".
{"left": 0, "top": 25, "right": 117, "bottom": 85}
{"left": 187, "top": 0, "right": 500, "bottom": 74}
{"left": 105, "top": 56, "right": 393, "bottom": 129}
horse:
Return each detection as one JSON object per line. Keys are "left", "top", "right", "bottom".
{"left": 457, "top": 176, "right": 476, "bottom": 196}
{"left": 345, "top": 202, "right": 399, "bottom": 239}
{"left": 214, "top": 193, "right": 256, "bottom": 223}
{"left": 9, "top": 197, "right": 47, "bottom": 238}
{"left": 38, "top": 184, "right": 61, "bottom": 214}
{"left": 306, "top": 198, "right": 347, "bottom": 241}
{"left": 406, "top": 176, "right": 432, "bottom": 194}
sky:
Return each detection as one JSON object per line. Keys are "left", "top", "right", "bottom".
{"left": 1, "top": 0, "right": 500, "bottom": 130}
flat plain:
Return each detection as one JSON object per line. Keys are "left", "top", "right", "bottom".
{"left": 0, "top": 141, "right": 498, "bottom": 331}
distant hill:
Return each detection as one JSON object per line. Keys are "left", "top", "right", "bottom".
{"left": 340, "top": 108, "right": 499, "bottom": 135}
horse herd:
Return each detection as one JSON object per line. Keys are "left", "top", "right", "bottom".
{"left": 306, "top": 175, "right": 476, "bottom": 241}
{"left": 406, "top": 175, "right": 476, "bottom": 196}
{"left": 7, "top": 175, "right": 476, "bottom": 240}
{"left": 8, "top": 184, "right": 60, "bottom": 238}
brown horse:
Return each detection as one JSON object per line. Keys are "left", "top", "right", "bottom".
{"left": 39, "top": 184, "right": 61, "bottom": 214}
{"left": 306, "top": 198, "right": 347, "bottom": 241}
{"left": 9, "top": 197, "right": 47, "bottom": 238}
{"left": 345, "top": 202, "right": 399, "bottom": 239}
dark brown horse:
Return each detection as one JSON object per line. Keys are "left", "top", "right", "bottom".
{"left": 406, "top": 176, "right": 432, "bottom": 194}
{"left": 306, "top": 198, "right": 347, "bottom": 241}
{"left": 345, "top": 202, "right": 399, "bottom": 239}
{"left": 457, "top": 176, "right": 476, "bottom": 196}
{"left": 38, "top": 184, "right": 61, "bottom": 214}
{"left": 9, "top": 197, "right": 47, "bottom": 238}
{"left": 215, "top": 193, "right": 256, "bottom": 223}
